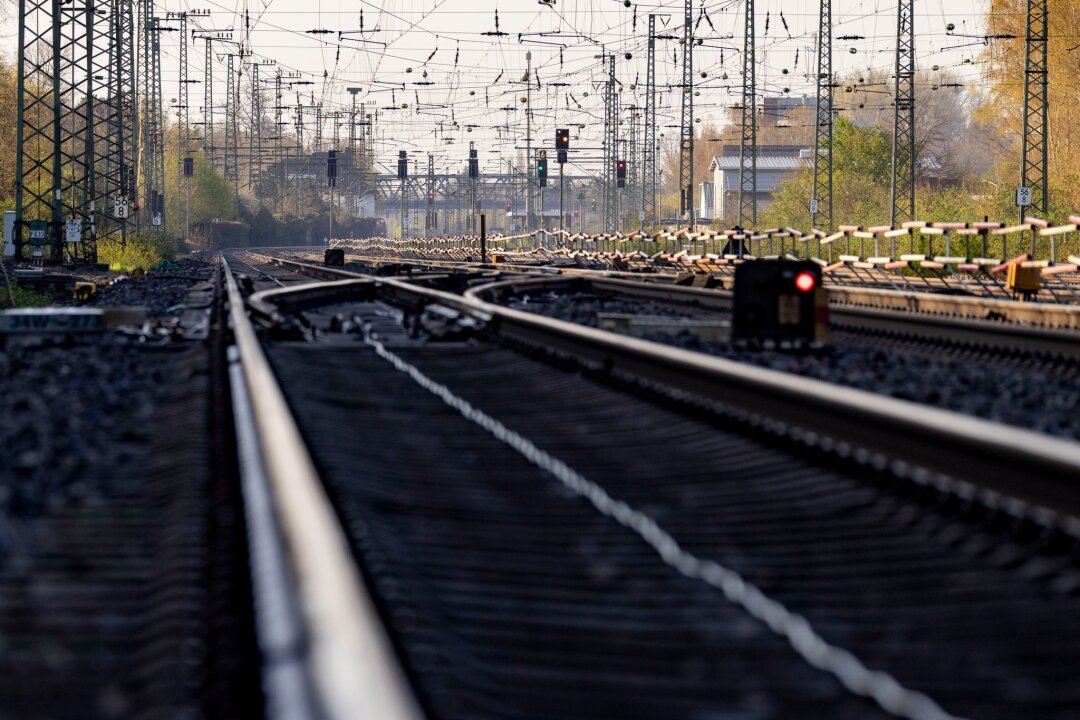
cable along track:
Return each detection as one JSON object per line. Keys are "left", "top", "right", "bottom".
{"left": 237, "top": 270, "right": 1080, "bottom": 720}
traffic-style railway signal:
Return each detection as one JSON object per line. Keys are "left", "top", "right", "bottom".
{"left": 556, "top": 128, "right": 569, "bottom": 164}
{"left": 732, "top": 261, "right": 827, "bottom": 346}
{"left": 538, "top": 150, "right": 548, "bottom": 187}
{"left": 616, "top": 160, "right": 627, "bottom": 188}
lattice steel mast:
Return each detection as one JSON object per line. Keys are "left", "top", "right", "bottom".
{"left": 643, "top": 14, "right": 658, "bottom": 229}
{"left": 176, "top": 12, "right": 188, "bottom": 234}
{"left": 603, "top": 54, "right": 618, "bottom": 232}
{"left": 679, "top": 0, "right": 694, "bottom": 226}
{"left": 203, "top": 37, "right": 215, "bottom": 166}
{"left": 166, "top": 11, "right": 201, "bottom": 240}
{"left": 140, "top": 10, "right": 166, "bottom": 232}
{"left": 628, "top": 106, "right": 639, "bottom": 230}
{"left": 1021, "top": 0, "right": 1048, "bottom": 217}
{"left": 250, "top": 62, "right": 261, "bottom": 192}
{"left": 890, "top": 0, "right": 915, "bottom": 225}
{"left": 427, "top": 153, "right": 436, "bottom": 237}
{"left": 224, "top": 53, "right": 239, "bottom": 206}
{"left": 277, "top": 72, "right": 286, "bottom": 215}
{"left": 249, "top": 61, "right": 275, "bottom": 195}
{"left": 15, "top": 0, "right": 132, "bottom": 262}
{"left": 103, "top": 0, "right": 137, "bottom": 245}
{"left": 738, "top": 0, "right": 757, "bottom": 227}
{"left": 811, "top": 6, "right": 834, "bottom": 231}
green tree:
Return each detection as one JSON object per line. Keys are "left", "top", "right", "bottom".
{"left": 759, "top": 116, "right": 892, "bottom": 229}
{"left": 0, "top": 55, "right": 20, "bottom": 211}
{"left": 162, "top": 132, "right": 237, "bottom": 241}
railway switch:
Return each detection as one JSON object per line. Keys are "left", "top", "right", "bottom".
{"left": 732, "top": 261, "right": 827, "bottom": 347}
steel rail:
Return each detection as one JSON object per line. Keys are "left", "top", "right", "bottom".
{"left": 246, "top": 251, "right": 1080, "bottom": 359}
{"left": 465, "top": 275, "right": 1080, "bottom": 360}
{"left": 248, "top": 270, "right": 1080, "bottom": 521}
{"left": 264, "top": 246, "right": 1080, "bottom": 329}
{"left": 222, "top": 257, "right": 424, "bottom": 720}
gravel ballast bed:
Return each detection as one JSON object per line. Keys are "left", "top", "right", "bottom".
{"left": 0, "top": 259, "right": 260, "bottom": 719}
{"left": 505, "top": 292, "right": 1080, "bottom": 439}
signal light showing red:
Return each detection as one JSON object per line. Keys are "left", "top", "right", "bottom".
{"left": 794, "top": 271, "right": 816, "bottom": 293}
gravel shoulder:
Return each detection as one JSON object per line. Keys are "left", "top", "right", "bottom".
{"left": 504, "top": 291, "right": 1080, "bottom": 439}
{"left": 0, "top": 258, "right": 261, "bottom": 719}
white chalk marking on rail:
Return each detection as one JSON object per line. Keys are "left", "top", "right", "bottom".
{"left": 361, "top": 328, "right": 965, "bottom": 720}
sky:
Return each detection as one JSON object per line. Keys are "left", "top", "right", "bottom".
{"left": 1, "top": 0, "right": 996, "bottom": 179}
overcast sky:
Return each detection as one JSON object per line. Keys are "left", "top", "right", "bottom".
{"left": 2, "top": 0, "right": 993, "bottom": 176}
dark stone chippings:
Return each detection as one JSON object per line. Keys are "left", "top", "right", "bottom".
{"left": 0, "top": 262, "right": 261, "bottom": 720}
{"left": 507, "top": 291, "right": 1080, "bottom": 440}
{"left": 266, "top": 304, "right": 1080, "bottom": 719}
{"left": 87, "top": 257, "right": 215, "bottom": 317}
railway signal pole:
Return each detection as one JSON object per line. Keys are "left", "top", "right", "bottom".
{"left": 890, "top": 0, "right": 916, "bottom": 226}
{"left": 1020, "top": 0, "right": 1049, "bottom": 219}
{"left": 398, "top": 150, "right": 408, "bottom": 239}
{"left": 556, "top": 128, "right": 569, "bottom": 234}
{"left": 167, "top": 10, "right": 208, "bottom": 242}
{"left": 469, "top": 144, "right": 480, "bottom": 235}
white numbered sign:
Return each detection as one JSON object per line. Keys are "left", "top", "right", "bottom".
{"left": 1016, "top": 186, "right": 1032, "bottom": 207}
{"left": 114, "top": 196, "right": 129, "bottom": 219}
{"left": 809, "top": 198, "right": 819, "bottom": 214}
{"left": 152, "top": 213, "right": 162, "bottom": 227}
{"left": 65, "top": 220, "right": 81, "bottom": 243}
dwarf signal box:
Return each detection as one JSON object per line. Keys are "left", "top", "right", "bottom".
{"left": 732, "top": 261, "right": 827, "bottom": 346}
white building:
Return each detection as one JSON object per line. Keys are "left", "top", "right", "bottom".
{"left": 698, "top": 182, "right": 715, "bottom": 223}
{"left": 708, "top": 146, "right": 811, "bottom": 224}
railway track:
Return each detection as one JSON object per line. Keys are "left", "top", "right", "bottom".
{"left": 223, "top": 250, "right": 1080, "bottom": 720}
{"left": 0, "top": 261, "right": 261, "bottom": 719}
{"left": 279, "top": 244, "right": 1080, "bottom": 330}
{"left": 241, "top": 252, "right": 1080, "bottom": 436}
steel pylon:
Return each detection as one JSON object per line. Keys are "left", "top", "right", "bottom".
{"left": 678, "top": 0, "right": 694, "bottom": 226}
{"left": 890, "top": 0, "right": 916, "bottom": 226}
{"left": 1021, "top": 0, "right": 1048, "bottom": 216}
{"left": 643, "top": 14, "right": 658, "bottom": 229}
{"left": 812, "top": 0, "right": 834, "bottom": 232}
{"left": 603, "top": 54, "right": 617, "bottom": 232}
{"left": 15, "top": 0, "right": 136, "bottom": 262}
{"left": 738, "top": 0, "right": 757, "bottom": 228}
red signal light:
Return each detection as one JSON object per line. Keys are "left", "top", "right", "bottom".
{"left": 794, "top": 271, "right": 816, "bottom": 293}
